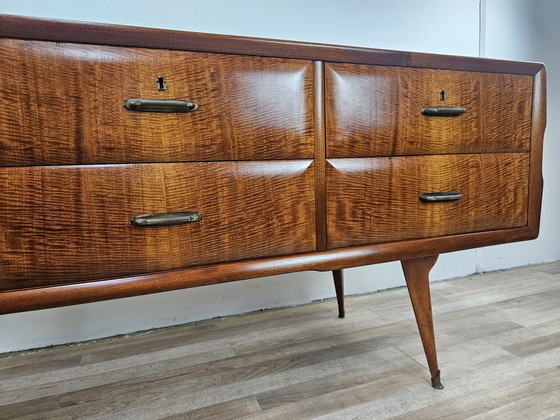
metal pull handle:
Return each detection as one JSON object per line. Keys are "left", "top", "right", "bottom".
{"left": 419, "top": 192, "right": 463, "bottom": 202}
{"left": 131, "top": 211, "right": 202, "bottom": 226}
{"left": 124, "top": 98, "right": 199, "bottom": 113}
{"left": 421, "top": 106, "right": 466, "bottom": 117}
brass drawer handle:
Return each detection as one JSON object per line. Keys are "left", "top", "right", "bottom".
{"left": 421, "top": 106, "right": 466, "bottom": 117}
{"left": 419, "top": 192, "right": 463, "bottom": 202}
{"left": 124, "top": 98, "right": 199, "bottom": 113}
{"left": 131, "top": 211, "right": 202, "bottom": 226}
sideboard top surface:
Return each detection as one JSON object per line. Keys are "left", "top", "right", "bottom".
{"left": 0, "top": 14, "right": 544, "bottom": 75}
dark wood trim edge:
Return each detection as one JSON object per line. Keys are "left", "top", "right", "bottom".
{"left": 0, "top": 226, "right": 537, "bottom": 314}
{"left": 0, "top": 14, "right": 545, "bottom": 75}
{"left": 401, "top": 255, "right": 441, "bottom": 386}
{"left": 527, "top": 67, "right": 547, "bottom": 237}
{"left": 313, "top": 61, "right": 327, "bottom": 250}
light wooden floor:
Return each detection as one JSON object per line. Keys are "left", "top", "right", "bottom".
{"left": 1, "top": 261, "right": 560, "bottom": 419}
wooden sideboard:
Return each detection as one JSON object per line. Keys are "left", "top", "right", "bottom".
{"left": 0, "top": 15, "right": 545, "bottom": 388}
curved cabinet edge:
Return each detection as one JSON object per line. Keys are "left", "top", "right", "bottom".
{"left": 0, "top": 226, "right": 538, "bottom": 314}
{"left": 527, "top": 67, "right": 546, "bottom": 233}
{"left": 0, "top": 14, "right": 545, "bottom": 75}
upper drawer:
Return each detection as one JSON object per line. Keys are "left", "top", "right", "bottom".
{"left": 0, "top": 161, "right": 316, "bottom": 291}
{"left": 326, "top": 63, "right": 533, "bottom": 157}
{"left": 327, "top": 154, "right": 529, "bottom": 248}
{"left": 0, "top": 39, "right": 314, "bottom": 166}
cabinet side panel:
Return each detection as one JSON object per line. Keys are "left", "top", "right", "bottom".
{"left": 527, "top": 68, "right": 546, "bottom": 236}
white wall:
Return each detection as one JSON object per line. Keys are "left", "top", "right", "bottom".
{"left": 477, "top": 0, "right": 560, "bottom": 271}
{"left": 0, "top": 0, "right": 557, "bottom": 353}
{"left": 0, "top": 0, "right": 480, "bottom": 54}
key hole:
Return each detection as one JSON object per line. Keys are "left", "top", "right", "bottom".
{"left": 439, "top": 90, "right": 446, "bottom": 101}
{"left": 157, "top": 76, "right": 167, "bottom": 91}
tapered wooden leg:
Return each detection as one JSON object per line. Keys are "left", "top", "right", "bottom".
{"left": 401, "top": 255, "right": 443, "bottom": 389}
{"left": 332, "top": 269, "right": 345, "bottom": 318}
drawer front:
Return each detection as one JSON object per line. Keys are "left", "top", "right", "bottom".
{"left": 0, "top": 39, "right": 314, "bottom": 166}
{"left": 327, "top": 154, "right": 529, "bottom": 248}
{"left": 326, "top": 63, "right": 533, "bottom": 157}
{"left": 0, "top": 161, "right": 316, "bottom": 290}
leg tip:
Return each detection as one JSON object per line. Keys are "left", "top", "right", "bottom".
{"left": 431, "top": 370, "right": 444, "bottom": 389}
{"left": 338, "top": 310, "right": 345, "bottom": 318}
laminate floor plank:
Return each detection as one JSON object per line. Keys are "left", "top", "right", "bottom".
{"left": 422, "top": 272, "right": 559, "bottom": 317}
{"left": 386, "top": 365, "right": 550, "bottom": 420}
{"left": 504, "top": 331, "right": 560, "bottom": 357}
{"left": 1, "top": 261, "right": 559, "bottom": 419}
{"left": 230, "top": 309, "right": 387, "bottom": 355}
{"left": 0, "top": 347, "right": 238, "bottom": 406}
{"left": 466, "top": 369, "right": 560, "bottom": 420}
{"left": 242, "top": 372, "right": 427, "bottom": 420}
{"left": 483, "top": 319, "right": 560, "bottom": 352}
{"left": 161, "top": 397, "right": 263, "bottom": 420}
{"left": 319, "top": 351, "right": 538, "bottom": 419}
{"left": 108, "top": 349, "right": 424, "bottom": 419}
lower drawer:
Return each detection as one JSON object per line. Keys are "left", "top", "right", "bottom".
{"left": 0, "top": 161, "right": 316, "bottom": 291}
{"left": 327, "top": 154, "right": 529, "bottom": 248}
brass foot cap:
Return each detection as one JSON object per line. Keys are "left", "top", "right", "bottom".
{"left": 431, "top": 370, "right": 444, "bottom": 389}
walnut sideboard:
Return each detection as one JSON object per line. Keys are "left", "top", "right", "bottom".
{"left": 0, "top": 15, "right": 545, "bottom": 388}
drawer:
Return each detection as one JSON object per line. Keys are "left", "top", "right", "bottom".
{"left": 326, "top": 63, "right": 533, "bottom": 157}
{"left": 327, "top": 154, "right": 529, "bottom": 248}
{"left": 0, "top": 39, "right": 314, "bottom": 166}
{"left": 0, "top": 161, "right": 316, "bottom": 291}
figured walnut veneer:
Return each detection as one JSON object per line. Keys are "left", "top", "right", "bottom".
{"left": 327, "top": 154, "right": 530, "bottom": 247}
{"left": 0, "top": 161, "right": 316, "bottom": 290}
{"left": 0, "top": 39, "right": 315, "bottom": 165}
{"left": 326, "top": 64, "right": 533, "bottom": 157}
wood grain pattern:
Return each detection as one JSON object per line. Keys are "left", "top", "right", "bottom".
{"left": 0, "top": 39, "right": 314, "bottom": 166}
{"left": 527, "top": 68, "right": 547, "bottom": 236}
{"left": 327, "top": 154, "right": 530, "bottom": 248}
{"left": 401, "top": 255, "right": 440, "bottom": 383}
{"left": 0, "top": 14, "right": 545, "bottom": 76}
{"left": 0, "top": 161, "right": 316, "bottom": 291}
{"left": 332, "top": 269, "right": 345, "bottom": 318}
{"left": 0, "top": 226, "right": 538, "bottom": 315}
{"left": 326, "top": 64, "right": 533, "bottom": 157}
{"left": 313, "top": 61, "right": 328, "bottom": 251}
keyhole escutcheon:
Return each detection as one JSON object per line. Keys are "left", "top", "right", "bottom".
{"left": 157, "top": 76, "right": 167, "bottom": 91}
